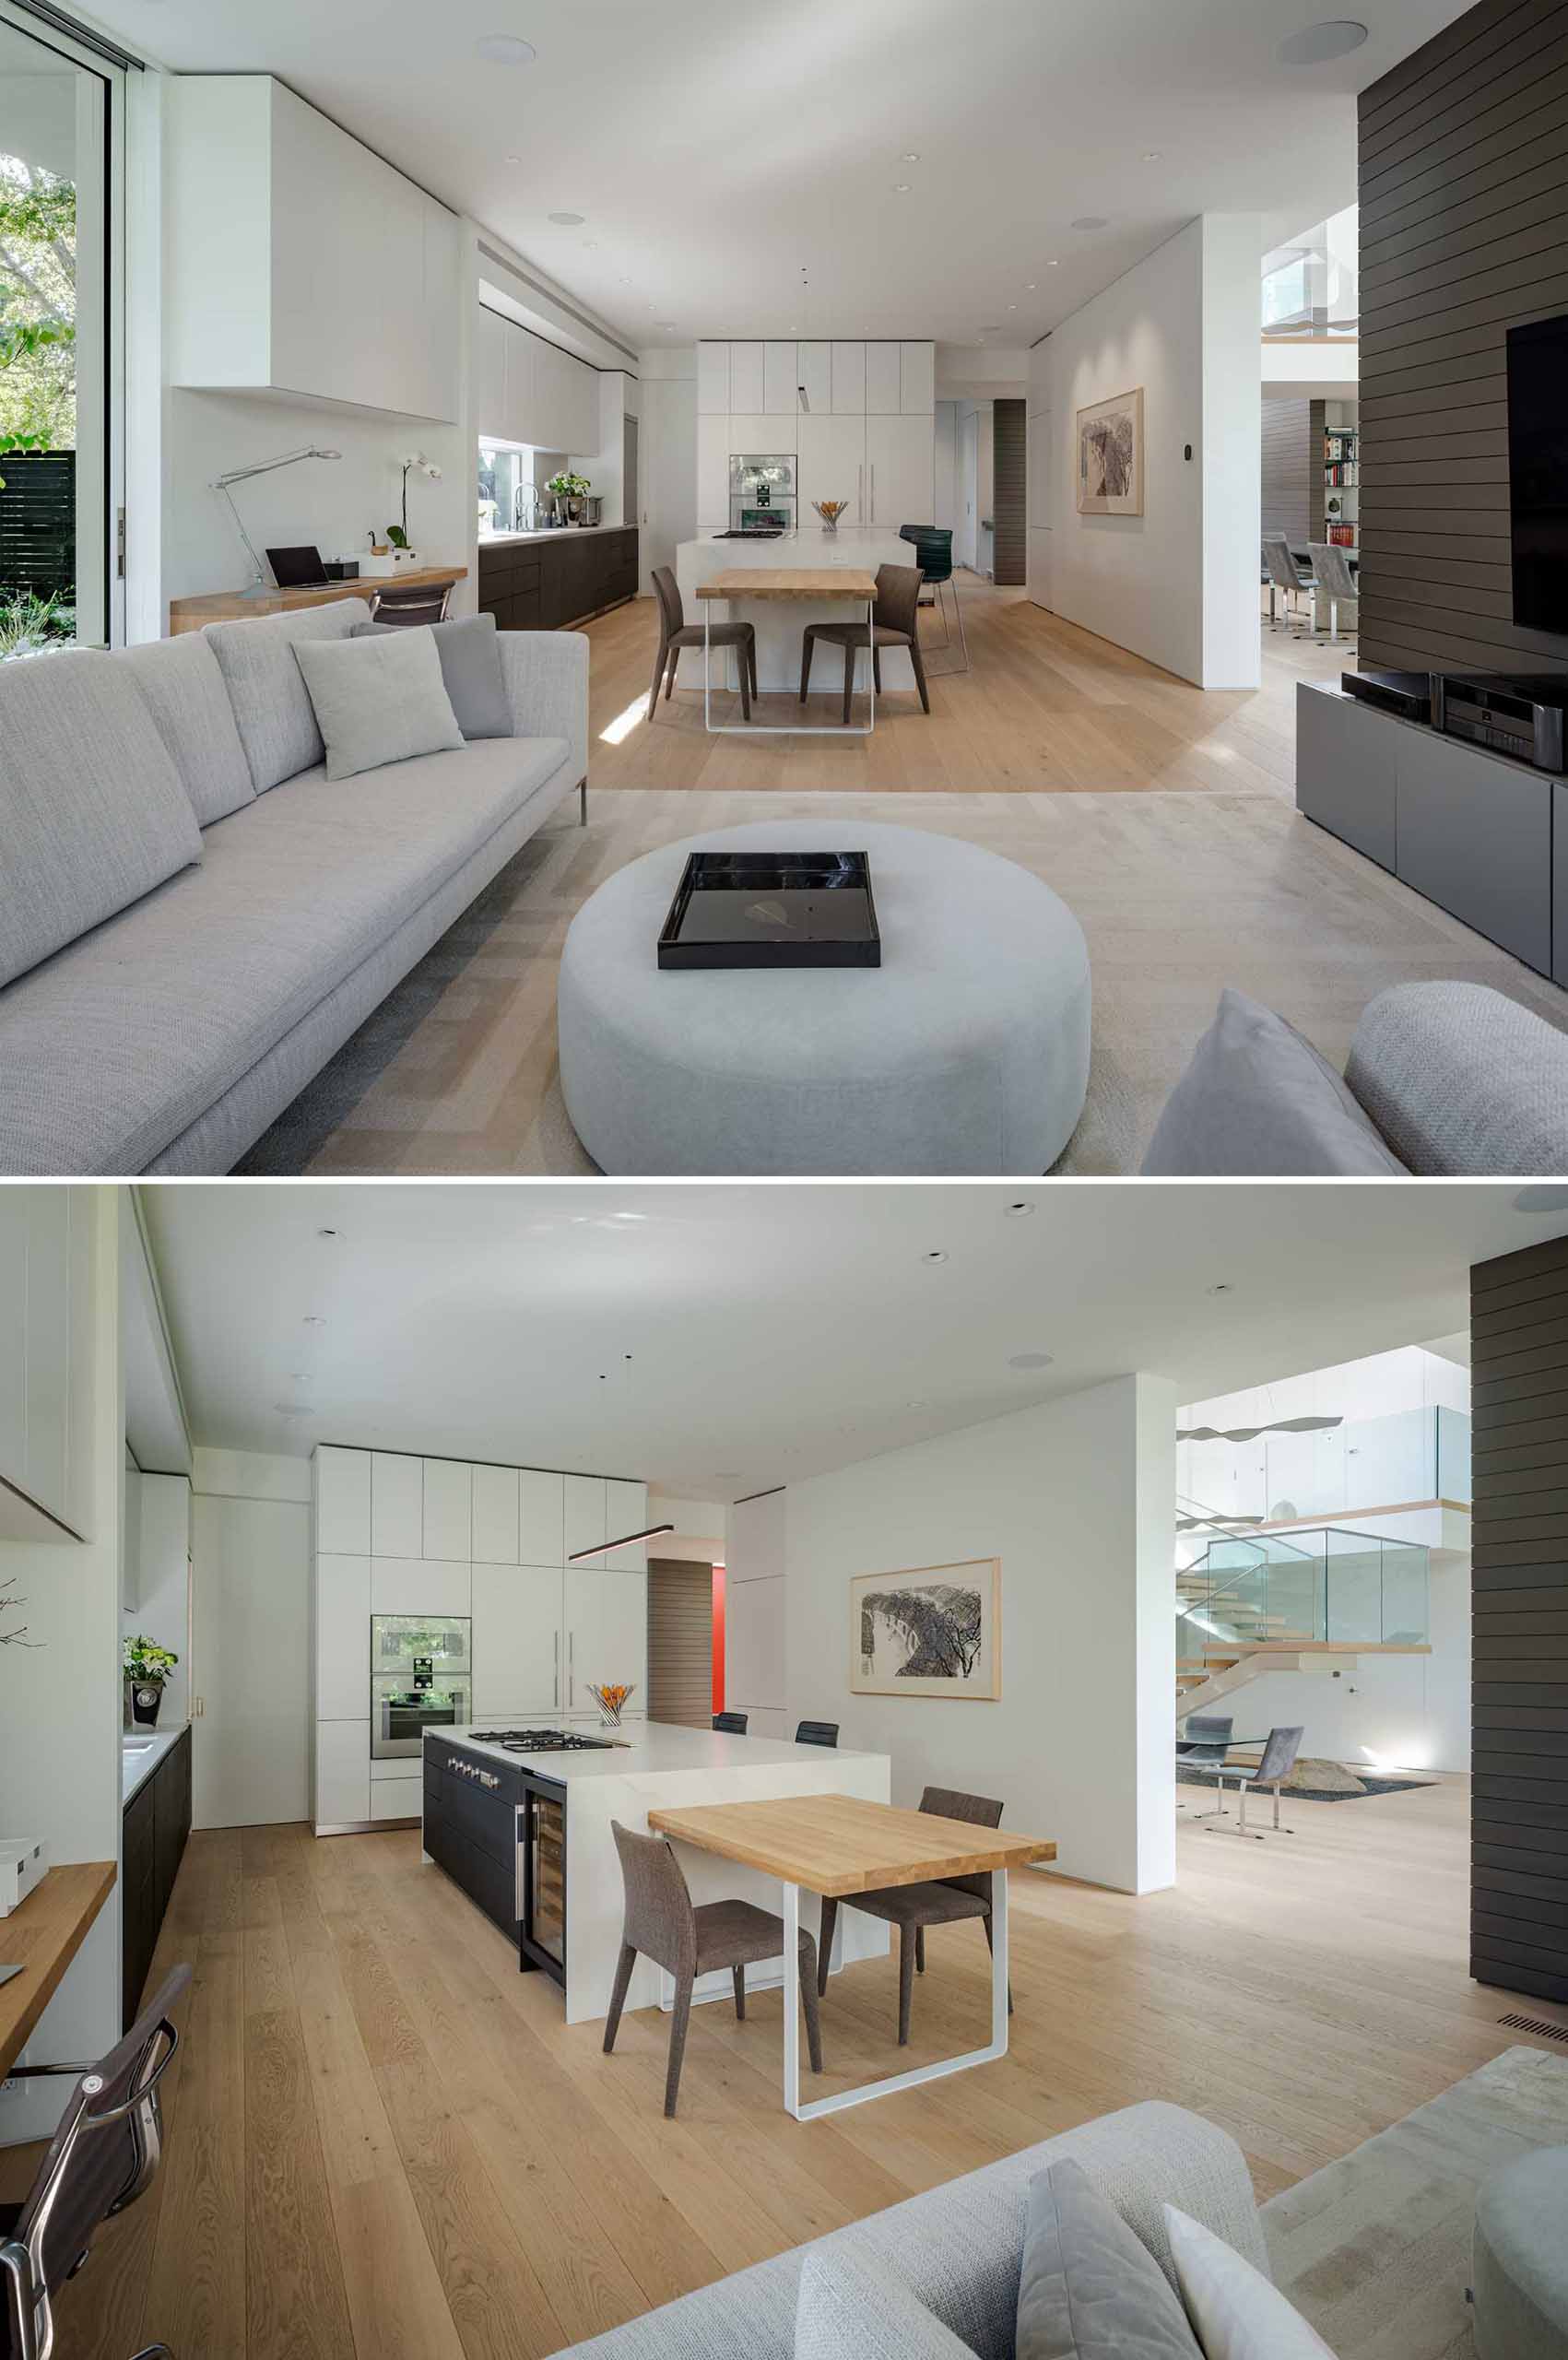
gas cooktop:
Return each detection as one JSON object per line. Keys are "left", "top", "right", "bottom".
{"left": 466, "top": 1727, "right": 618, "bottom": 1752}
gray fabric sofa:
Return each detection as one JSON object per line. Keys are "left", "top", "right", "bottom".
{"left": 552, "top": 2100, "right": 1265, "bottom": 2357}
{"left": 0, "top": 602, "right": 588, "bottom": 1175}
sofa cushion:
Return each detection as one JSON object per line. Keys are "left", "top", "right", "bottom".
{"left": 1346, "top": 981, "right": 1568, "bottom": 1176}
{"left": 114, "top": 633, "right": 255, "bottom": 825}
{"left": 1018, "top": 2163, "right": 1201, "bottom": 2359}
{"left": 1142, "top": 987, "right": 1407, "bottom": 1176}
{"left": 354, "top": 611, "right": 513, "bottom": 739}
{"left": 1164, "top": 2205, "right": 1336, "bottom": 2360}
{"left": 0, "top": 650, "right": 203, "bottom": 990}
{"left": 203, "top": 598, "right": 362, "bottom": 792}
{"left": 294, "top": 628, "right": 466, "bottom": 780}
{"left": 0, "top": 732, "right": 570, "bottom": 1172}
{"left": 795, "top": 2247, "right": 974, "bottom": 2360}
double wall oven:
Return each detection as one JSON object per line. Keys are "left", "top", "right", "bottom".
{"left": 371, "top": 1612, "right": 471, "bottom": 1757}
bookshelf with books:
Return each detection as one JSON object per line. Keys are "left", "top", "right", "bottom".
{"left": 1324, "top": 420, "right": 1358, "bottom": 549}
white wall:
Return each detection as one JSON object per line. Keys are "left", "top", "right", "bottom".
{"left": 725, "top": 1489, "right": 786, "bottom": 1740}
{"left": 125, "top": 1474, "right": 191, "bottom": 1726}
{"left": 190, "top": 1447, "right": 312, "bottom": 1830}
{"left": 1042, "top": 213, "right": 1260, "bottom": 689}
{"left": 934, "top": 399, "right": 958, "bottom": 534}
{"left": 637, "top": 344, "right": 696, "bottom": 595}
{"left": 776, "top": 1376, "right": 1178, "bottom": 1894}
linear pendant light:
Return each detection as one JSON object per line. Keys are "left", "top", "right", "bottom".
{"left": 570, "top": 1521, "right": 675, "bottom": 1564}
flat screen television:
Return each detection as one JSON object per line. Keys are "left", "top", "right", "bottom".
{"left": 1508, "top": 313, "right": 1568, "bottom": 633}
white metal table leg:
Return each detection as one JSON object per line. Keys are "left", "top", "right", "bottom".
{"left": 782, "top": 1877, "right": 802, "bottom": 2118}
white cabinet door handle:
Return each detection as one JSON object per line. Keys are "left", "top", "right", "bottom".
{"left": 870, "top": 464, "right": 876, "bottom": 522}
{"left": 569, "top": 1630, "right": 574, "bottom": 1705}
{"left": 857, "top": 464, "right": 864, "bottom": 522}
{"left": 554, "top": 1629, "right": 560, "bottom": 1710}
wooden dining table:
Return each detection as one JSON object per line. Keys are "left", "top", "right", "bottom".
{"left": 692, "top": 569, "right": 879, "bottom": 739}
{"left": 646, "top": 1791, "right": 1055, "bottom": 2120}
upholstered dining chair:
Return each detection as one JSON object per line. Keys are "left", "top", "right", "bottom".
{"left": 899, "top": 525, "right": 966, "bottom": 668}
{"left": 367, "top": 581, "right": 454, "bottom": 626}
{"left": 816, "top": 1786, "right": 1011, "bottom": 2046}
{"left": 1307, "top": 543, "right": 1358, "bottom": 645}
{"left": 1203, "top": 1725, "right": 1303, "bottom": 1839}
{"left": 604, "top": 1822, "right": 822, "bottom": 2117}
{"left": 712, "top": 1711, "right": 749, "bottom": 1733}
{"left": 647, "top": 565, "right": 757, "bottom": 723}
{"left": 1261, "top": 533, "right": 1313, "bottom": 634}
{"left": 0, "top": 1964, "right": 191, "bottom": 2360}
{"left": 1175, "top": 1713, "right": 1234, "bottom": 1821}
{"left": 794, "top": 1720, "right": 839, "bottom": 1748}
{"left": 798, "top": 561, "right": 930, "bottom": 722}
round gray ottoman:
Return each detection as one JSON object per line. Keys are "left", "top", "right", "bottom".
{"left": 557, "top": 820, "right": 1091, "bottom": 1174}
{"left": 1473, "top": 2146, "right": 1568, "bottom": 2358}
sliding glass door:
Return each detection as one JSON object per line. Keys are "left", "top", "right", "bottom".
{"left": 0, "top": 0, "right": 123, "bottom": 654}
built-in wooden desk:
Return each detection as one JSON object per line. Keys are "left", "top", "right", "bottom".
{"left": 0, "top": 1862, "right": 116, "bottom": 2079}
{"left": 168, "top": 564, "right": 467, "bottom": 636}
{"left": 647, "top": 1794, "right": 1054, "bottom": 2119}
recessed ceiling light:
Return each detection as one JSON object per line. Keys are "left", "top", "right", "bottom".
{"left": 892, "top": 183, "right": 913, "bottom": 193}
{"left": 1007, "top": 303, "right": 1018, "bottom": 311}
{"left": 905, "top": 1398, "right": 929, "bottom": 1410}
{"left": 548, "top": 209, "right": 585, "bottom": 226}
{"left": 1008, "top": 1351, "right": 1054, "bottom": 1371}
{"left": 901, "top": 151, "right": 921, "bottom": 161}
{"left": 656, "top": 321, "right": 677, "bottom": 330}
{"left": 316, "top": 1227, "right": 337, "bottom": 1238}
{"left": 505, "top": 153, "right": 521, "bottom": 164}
{"left": 1277, "top": 19, "right": 1369, "bottom": 65}
{"left": 1004, "top": 1199, "right": 1034, "bottom": 1218}
{"left": 1142, "top": 150, "right": 1161, "bottom": 160}
{"left": 302, "top": 1315, "right": 325, "bottom": 1326}
{"left": 922, "top": 1249, "right": 949, "bottom": 1265}
{"left": 1206, "top": 1282, "right": 1233, "bottom": 1296}
{"left": 476, "top": 33, "right": 536, "bottom": 65}
{"left": 1071, "top": 216, "right": 1109, "bottom": 231}
{"left": 1513, "top": 1186, "right": 1568, "bottom": 1212}
{"left": 1046, "top": 258, "right": 1059, "bottom": 267}
{"left": 1025, "top": 282, "right": 1037, "bottom": 290}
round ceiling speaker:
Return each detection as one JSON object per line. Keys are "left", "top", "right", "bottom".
{"left": 1277, "top": 21, "right": 1369, "bottom": 65}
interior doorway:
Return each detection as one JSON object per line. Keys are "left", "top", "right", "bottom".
{"left": 646, "top": 1556, "right": 713, "bottom": 1728}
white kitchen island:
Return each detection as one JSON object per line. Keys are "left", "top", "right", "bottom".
{"left": 675, "top": 528, "right": 921, "bottom": 699}
{"left": 426, "top": 1722, "right": 890, "bottom": 2025}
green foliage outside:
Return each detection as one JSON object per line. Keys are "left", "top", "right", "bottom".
{"left": 0, "top": 152, "right": 77, "bottom": 487}
{"left": 0, "top": 587, "right": 75, "bottom": 655}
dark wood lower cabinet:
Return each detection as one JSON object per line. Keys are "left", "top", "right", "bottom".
{"left": 122, "top": 1726, "right": 192, "bottom": 2031}
{"left": 421, "top": 1740, "right": 521, "bottom": 1941}
{"left": 478, "top": 528, "right": 639, "bottom": 636}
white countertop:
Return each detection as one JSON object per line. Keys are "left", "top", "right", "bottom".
{"left": 429, "top": 1721, "right": 882, "bottom": 1783}
{"left": 479, "top": 524, "right": 629, "bottom": 549}
{"left": 683, "top": 527, "right": 915, "bottom": 560}
{"left": 122, "top": 1723, "right": 186, "bottom": 1804}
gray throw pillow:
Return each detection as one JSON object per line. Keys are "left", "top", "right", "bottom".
{"left": 0, "top": 650, "right": 203, "bottom": 989}
{"left": 291, "top": 628, "right": 466, "bottom": 782}
{"left": 795, "top": 2244, "right": 975, "bottom": 2360}
{"left": 352, "top": 611, "right": 513, "bottom": 739}
{"left": 1142, "top": 986, "right": 1408, "bottom": 1175}
{"left": 114, "top": 631, "right": 254, "bottom": 826}
{"left": 1018, "top": 2161, "right": 1203, "bottom": 2359}
{"left": 203, "top": 597, "right": 362, "bottom": 792}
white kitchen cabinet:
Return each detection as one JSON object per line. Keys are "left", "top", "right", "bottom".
{"left": 797, "top": 342, "right": 831, "bottom": 416}
{"left": 564, "top": 348, "right": 599, "bottom": 454}
{"left": 472, "top": 1463, "right": 520, "bottom": 1564}
{"left": 168, "top": 77, "right": 458, "bottom": 422}
{"left": 503, "top": 321, "right": 536, "bottom": 448}
{"left": 866, "top": 341, "right": 902, "bottom": 415}
{"left": 370, "top": 1779, "right": 420, "bottom": 1819}
{"left": 316, "top": 1446, "right": 371, "bottom": 1555}
{"left": 728, "top": 414, "right": 799, "bottom": 466}
{"left": 0, "top": 1186, "right": 87, "bottom": 1543}
{"left": 370, "top": 1555, "right": 469, "bottom": 1616}
{"left": 564, "top": 1564, "right": 647, "bottom": 1711}
{"left": 603, "top": 1478, "right": 650, "bottom": 1569}
{"left": 866, "top": 413, "right": 935, "bottom": 531}
{"left": 763, "top": 341, "right": 798, "bottom": 416}
{"left": 315, "top": 1553, "right": 371, "bottom": 1719}
{"left": 474, "top": 305, "right": 507, "bottom": 441}
{"left": 563, "top": 1474, "right": 607, "bottom": 1564}
{"left": 729, "top": 341, "right": 764, "bottom": 412}
{"left": 697, "top": 416, "right": 730, "bottom": 533}
{"left": 472, "top": 1562, "right": 565, "bottom": 1718}
{"left": 797, "top": 413, "right": 867, "bottom": 523}
{"left": 21, "top": 1188, "right": 67, "bottom": 1526}
{"left": 831, "top": 341, "right": 866, "bottom": 414}
{"left": 900, "top": 340, "right": 936, "bottom": 416}
{"left": 371, "top": 1453, "right": 423, "bottom": 1557}
{"left": 519, "top": 1469, "right": 565, "bottom": 1566}
{"left": 727, "top": 1571, "right": 784, "bottom": 1712}
{"left": 697, "top": 340, "right": 729, "bottom": 416}
{"left": 315, "top": 1720, "right": 370, "bottom": 1828}
{"left": 422, "top": 1458, "right": 472, "bottom": 1562}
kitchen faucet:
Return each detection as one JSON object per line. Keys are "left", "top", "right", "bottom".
{"left": 514, "top": 483, "right": 538, "bottom": 532}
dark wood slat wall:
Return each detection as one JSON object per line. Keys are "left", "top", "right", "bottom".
{"left": 1472, "top": 1229, "right": 1568, "bottom": 2005}
{"left": 1263, "top": 398, "right": 1313, "bottom": 545}
{"left": 991, "top": 400, "right": 1027, "bottom": 587}
{"left": 1357, "top": 0, "right": 1568, "bottom": 676}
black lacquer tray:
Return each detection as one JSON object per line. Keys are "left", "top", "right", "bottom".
{"left": 657, "top": 851, "right": 880, "bottom": 969}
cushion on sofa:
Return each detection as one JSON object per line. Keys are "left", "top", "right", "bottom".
{"left": 1018, "top": 2163, "right": 1201, "bottom": 2359}
{"left": 114, "top": 632, "right": 254, "bottom": 825}
{"left": 1346, "top": 981, "right": 1568, "bottom": 1176}
{"left": 202, "top": 597, "right": 362, "bottom": 792}
{"left": 0, "top": 650, "right": 203, "bottom": 991}
{"left": 0, "top": 731, "right": 571, "bottom": 1173}
{"left": 353, "top": 611, "right": 513, "bottom": 739}
{"left": 795, "top": 2247, "right": 975, "bottom": 2360}
{"left": 294, "top": 629, "right": 466, "bottom": 780}
{"left": 1164, "top": 2205, "right": 1336, "bottom": 2360}
{"left": 1142, "top": 987, "right": 1408, "bottom": 1176}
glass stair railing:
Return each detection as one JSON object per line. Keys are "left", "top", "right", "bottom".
{"left": 1176, "top": 1524, "right": 1430, "bottom": 1678}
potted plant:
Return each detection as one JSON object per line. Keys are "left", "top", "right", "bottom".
{"left": 124, "top": 1634, "right": 179, "bottom": 1728}
{"left": 386, "top": 451, "right": 442, "bottom": 567}
{"left": 546, "top": 469, "right": 592, "bottom": 525}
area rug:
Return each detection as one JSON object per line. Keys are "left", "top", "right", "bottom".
{"left": 235, "top": 786, "right": 1568, "bottom": 1175}
{"left": 1261, "top": 2043, "right": 1568, "bottom": 2359}
{"left": 1177, "top": 1765, "right": 1436, "bottom": 1802}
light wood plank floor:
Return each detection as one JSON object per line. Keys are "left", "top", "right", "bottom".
{"left": 584, "top": 580, "right": 1348, "bottom": 796}
{"left": 13, "top": 1776, "right": 1568, "bottom": 2360}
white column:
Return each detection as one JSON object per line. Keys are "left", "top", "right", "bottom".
{"left": 1199, "top": 212, "right": 1264, "bottom": 690}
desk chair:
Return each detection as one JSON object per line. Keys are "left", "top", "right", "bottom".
{"left": 367, "top": 581, "right": 454, "bottom": 626}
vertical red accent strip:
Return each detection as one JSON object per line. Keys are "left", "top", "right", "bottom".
{"left": 712, "top": 1563, "right": 725, "bottom": 1715}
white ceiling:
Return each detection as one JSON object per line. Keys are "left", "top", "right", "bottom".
{"left": 84, "top": 0, "right": 1470, "bottom": 346}
{"left": 140, "top": 1182, "right": 1552, "bottom": 1500}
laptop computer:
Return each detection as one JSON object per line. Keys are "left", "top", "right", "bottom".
{"left": 266, "top": 544, "right": 330, "bottom": 588}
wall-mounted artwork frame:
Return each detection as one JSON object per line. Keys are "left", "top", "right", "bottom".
{"left": 1077, "top": 386, "right": 1145, "bottom": 515}
{"left": 850, "top": 1558, "right": 1001, "bottom": 1700}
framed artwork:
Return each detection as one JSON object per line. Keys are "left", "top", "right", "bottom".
{"left": 1077, "top": 387, "right": 1144, "bottom": 515}
{"left": 850, "top": 1558, "right": 1001, "bottom": 1700}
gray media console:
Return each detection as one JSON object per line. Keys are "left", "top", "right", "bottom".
{"left": 1296, "top": 679, "right": 1568, "bottom": 986}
